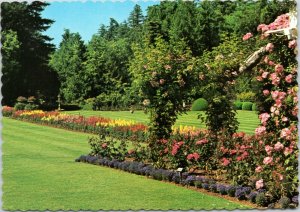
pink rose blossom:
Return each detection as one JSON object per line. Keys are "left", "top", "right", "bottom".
{"left": 263, "top": 156, "right": 273, "bottom": 165}
{"left": 255, "top": 166, "right": 263, "bottom": 173}
{"left": 255, "top": 126, "right": 266, "bottom": 136}
{"left": 280, "top": 128, "right": 291, "bottom": 140}
{"left": 187, "top": 153, "right": 200, "bottom": 161}
{"left": 282, "top": 116, "right": 288, "bottom": 122}
{"left": 196, "top": 138, "right": 208, "bottom": 145}
{"left": 275, "top": 64, "right": 284, "bottom": 73}
{"left": 263, "top": 90, "right": 270, "bottom": 96}
{"left": 285, "top": 74, "right": 293, "bottom": 83}
{"left": 102, "top": 143, "right": 107, "bottom": 148}
{"left": 221, "top": 158, "right": 230, "bottom": 166}
{"left": 259, "top": 113, "right": 270, "bottom": 125}
{"left": 265, "top": 145, "right": 273, "bottom": 155}
{"left": 292, "top": 106, "right": 298, "bottom": 117}
{"left": 263, "top": 56, "right": 269, "bottom": 64}
{"left": 274, "top": 142, "right": 284, "bottom": 151}
{"left": 262, "top": 72, "right": 269, "bottom": 78}
{"left": 271, "top": 90, "right": 279, "bottom": 99}
{"left": 275, "top": 99, "right": 282, "bottom": 108}
{"left": 270, "top": 106, "right": 276, "bottom": 113}
{"left": 256, "top": 179, "right": 264, "bottom": 189}
{"left": 268, "top": 60, "right": 275, "bottom": 66}
{"left": 266, "top": 43, "right": 274, "bottom": 52}
{"left": 293, "top": 96, "right": 298, "bottom": 103}
{"left": 284, "top": 147, "right": 293, "bottom": 156}
{"left": 270, "top": 73, "right": 280, "bottom": 86}
{"left": 243, "top": 32, "right": 253, "bottom": 41}
{"left": 256, "top": 76, "right": 263, "bottom": 81}
{"left": 257, "top": 24, "right": 267, "bottom": 32}
{"left": 159, "top": 79, "right": 165, "bottom": 85}
{"left": 288, "top": 40, "right": 297, "bottom": 49}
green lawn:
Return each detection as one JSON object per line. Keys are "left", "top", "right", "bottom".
{"left": 2, "top": 118, "right": 251, "bottom": 210}
{"left": 65, "top": 110, "right": 260, "bottom": 134}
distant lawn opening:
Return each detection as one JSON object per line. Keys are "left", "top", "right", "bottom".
{"left": 2, "top": 118, "right": 251, "bottom": 210}
{"left": 65, "top": 110, "right": 260, "bottom": 134}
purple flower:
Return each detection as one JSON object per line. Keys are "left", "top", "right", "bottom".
{"left": 292, "top": 195, "right": 298, "bottom": 204}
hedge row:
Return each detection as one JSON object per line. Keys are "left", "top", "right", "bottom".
{"left": 234, "top": 101, "right": 257, "bottom": 111}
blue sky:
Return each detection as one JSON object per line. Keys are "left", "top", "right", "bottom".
{"left": 42, "top": 1, "right": 160, "bottom": 47}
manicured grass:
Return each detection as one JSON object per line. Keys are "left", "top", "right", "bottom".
{"left": 65, "top": 110, "right": 260, "bottom": 134}
{"left": 2, "top": 118, "right": 250, "bottom": 210}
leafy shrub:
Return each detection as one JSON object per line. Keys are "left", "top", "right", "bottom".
{"left": 251, "top": 103, "right": 257, "bottom": 111}
{"left": 278, "top": 196, "right": 291, "bottom": 209}
{"left": 16, "top": 96, "right": 27, "bottom": 103}
{"left": 24, "top": 104, "right": 39, "bottom": 110}
{"left": 226, "top": 186, "right": 236, "bottom": 197}
{"left": 172, "top": 173, "right": 181, "bottom": 184}
{"left": 27, "top": 96, "right": 37, "bottom": 103}
{"left": 217, "top": 184, "right": 227, "bottom": 195}
{"left": 235, "top": 187, "right": 247, "bottom": 200}
{"left": 14, "top": 102, "right": 26, "bottom": 110}
{"left": 191, "top": 98, "right": 208, "bottom": 111}
{"left": 209, "top": 184, "right": 218, "bottom": 193}
{"left": 234, "top": 101, "right": 243, "bottom": 110}
{"left": 292, "top": 195, "right": 298, "bottom": 205}
{"left": 183, "top": 175, "right": 196, "bottom": 186}
{"left": 247, "top": 192, "right": 258, "bottom": 203}
{"left": 202, "top": 183, "right": 210, "bottom": 190}
{"left": 255, "top": 193, "right": 268, "bottom": 207}
{"left": 2, "top": 106, "right": 14, "bottom": 117}
{"left": 237, "top": 92, "right": 255, "bottom": 102}
{"left": 242, "top": 102, "right": 253, "bottom": 110}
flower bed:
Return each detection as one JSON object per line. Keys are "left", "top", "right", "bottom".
{"left": 75, "top": 154, "right": 298, "bottom": 209}
{"left": 3, "top": 107, "right": 148, "bottom": 142}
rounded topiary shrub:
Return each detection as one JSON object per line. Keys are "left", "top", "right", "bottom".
{"left": 234, "top": 101, "right": 243, "bottom": 110}
{"left": 24, "top": 104, "right": 39, "bottom": 110}
{"left": 14, "top": 102, "right": 26, "bottom": 110}
{"left": 191, "top": 98, "right": 208, "bottom": 111}
{"left": 256, "top": 192, "right": 268, "bottom": 207}
{"left": 252, "top": 103, "right": 257, "bottom": 111}
{"left": 242, "top": 102, "right": 253, "bottom": 111}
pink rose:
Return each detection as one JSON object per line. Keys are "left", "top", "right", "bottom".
{"left": 256, "top": 179, "right": 264, "bottom": 189}
{"left": 288, "top": 40, "right": 297, "bottom": 49}
{"left": 102, "top": 143, "right": 107, "bottom": 148}
{"left": 270, "top": 73, "right": 280, "bottom": 86}
{"left": 255, "top": 126, "right": 266, "bottom": 136}
{"left": 266, "top": 43, "right": 274, "bottom": 52}
{"left": 265, "top": 145, "right": 273, "bottom": 155}
{"left": 268, "top": 60, "right": 275, "bottom": 66}
{"left": 262, "top": 72, "right": 269, "bottom": 78}
{"left": 256, "top": 76, "right": 263, "bottom": 81}
{"left": 280, "top": 128, "right": 291, "bottom": 140}
{"left": 221, "top": 158, "right": 230, "bottom": 166}
{"left": 159, "top": 79, "right": 165, "bottom": 85}
{"left": 259, "top": 113, "right": 270, "bottom": 125}
{"left": 263, "top": 56, "right": 269, "bottom": 64}
{"left": 263, "top": 90, "right": 270, "bottom": 96}
{"left": 196, "top": 138, "right": 208, "bottom": 145}
{"left": 284, "top": 147, "right": 293, "bottom": 156}
{"left": 263, "top": 156, "right": 273, "bottom": 165}
{"left": 243, "top": 32, "right": 253, "bottom": 41}
{"left": 274, "top": 142, "right": 284, "bottom": 151}
{"left": 271, "top": 90, "right": 279, "bottom": 99}
{"left": 293, "top": 96, "right": 298, "bottom": 103}
{"left": 285, "top": 74, "right": 293, "bottom": 83}
{"left": 275, "top": 64, "right": 284, "bottom": 73}
{"left": 282, "top": 116, "right": 288, "bottom": 122}
{"left": 255, "top": 166, "right": 263, "bottom": 173}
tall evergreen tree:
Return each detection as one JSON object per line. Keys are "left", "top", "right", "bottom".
{"left": 128, "top": 4, "right": 144, "bottom": 28}
{"left": 49, "top": 29, "right": 86, "bottom": 103}
{"left": 1, "top": 1, "right": 59, "bottom": 105}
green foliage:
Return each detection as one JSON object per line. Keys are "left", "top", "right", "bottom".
{"left": 234, "top": 101, "right": 243, "bottom": 110}
{"left": 278, "top": 196, "right": 291, "bottom": 209}
{"left": 1, "top": 2, "right": 59, "bottom": 106}
{"left": 252, "top": 103, "right": 257, "bottom": 111}
{"left": 24, "top": 104, "right": 39, "bottom": 110}
{"left": 130, "top": 37, "right": 197, "bottom": 166}
{"left": 14, "top": 103, "right": 26, "bottom": 111}
{"left": 88, "top": 135, "right": 128, "bottom": 161}
{"left": 255, "top": 193, "right": 268, "bottom": 207}
{"left": 242, "top": 102, "right": 253, "bottom": 111}
{"left": 237, "top": 91, "right": 255, "bottom": 102}
{"left": 49, "top": 29, "right": 86, "bottom": 103}
{"left": 191, "top": 98, "right": 208, "bottom": 111}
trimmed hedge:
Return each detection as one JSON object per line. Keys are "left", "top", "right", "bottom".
{"left": 242, "top": 102, "right": 253, "bottom": 111}
{"left": 252, "top": 103, "right": 257, "bottom": 111}
{"left": 234, "top": 101, "right": 243, "bottom": 110}
{"left": 191, "top": 98, "right": 208, "bottom": 111}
